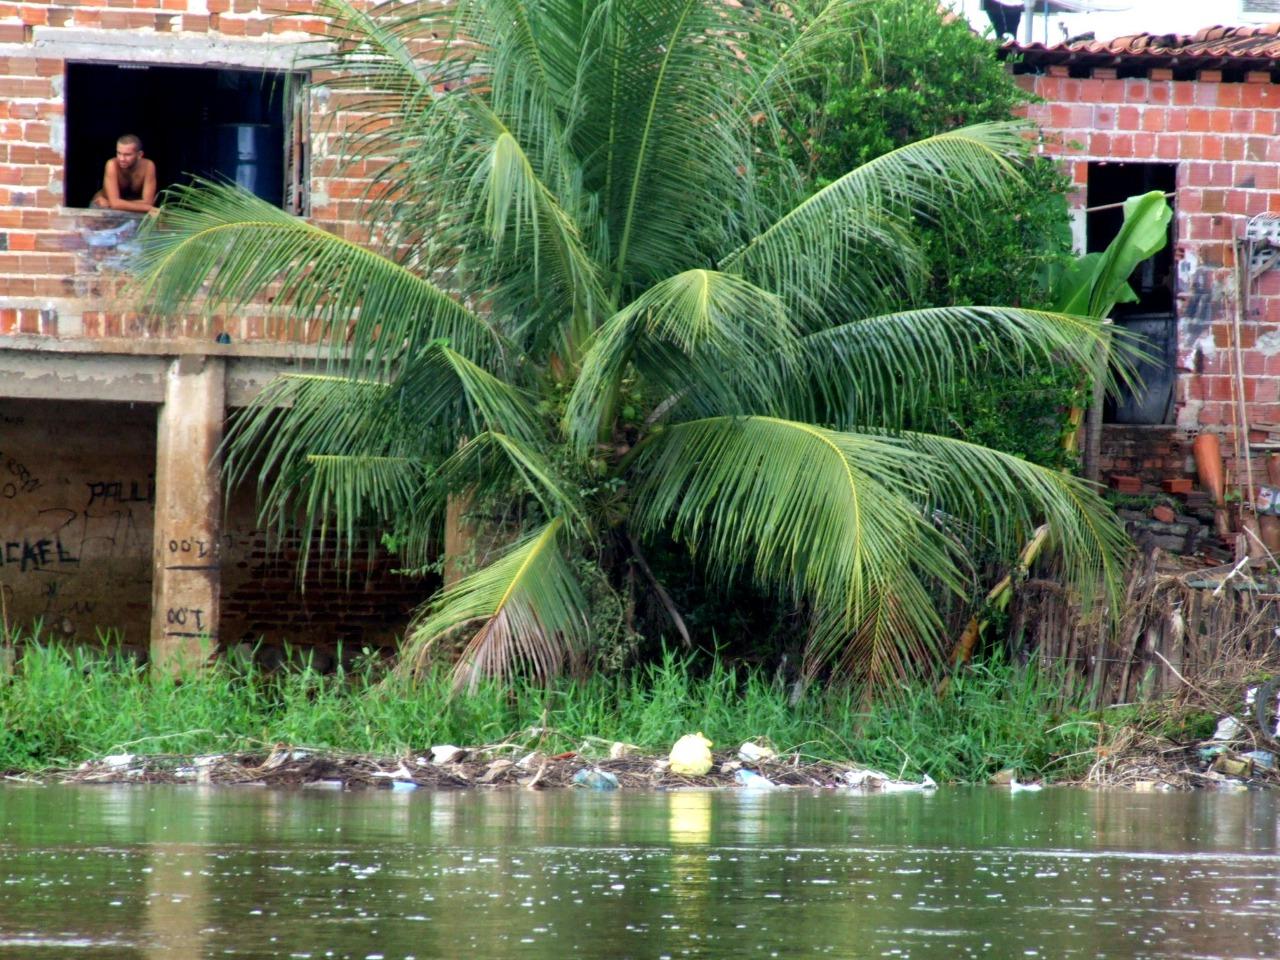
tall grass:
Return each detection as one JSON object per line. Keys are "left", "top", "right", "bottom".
{"left": 0, "top": 637, "right": 1097, "bottom": 782}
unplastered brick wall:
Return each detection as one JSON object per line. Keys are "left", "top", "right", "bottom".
{"left": 1020, "top": 66, "right": 1280, "bottom": 461}
{"left": 1095, "top": 424, "right": 1194, "bottom": 488}
{"left": 0, "top": 0, "right": 383, "bottom": 341}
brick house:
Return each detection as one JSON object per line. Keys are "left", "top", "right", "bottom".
{"left": 1012, "top": 23, "right": 1280, "bottom": 492}
{"left": 4, "top": 8, "right": 1276, "bottom": 660}
{"left": 0, "top": 0, "right": 427, "bottom": 668}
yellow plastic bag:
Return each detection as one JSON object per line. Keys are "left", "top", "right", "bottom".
{"left": 669, "top": 732, "right": 713, "bottom": 776}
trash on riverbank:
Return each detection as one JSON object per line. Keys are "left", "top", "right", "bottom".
{"left": 842, "top": 767, "right": 937, "bottom": 792}
{"left": 572, "top": 768, "right": 620, "bottom": 791}
{"left": 669, "top": 733, "right": 713, "bottom": 776}
{"left": 43, "top": 740, "right": 893, "bottom": 792}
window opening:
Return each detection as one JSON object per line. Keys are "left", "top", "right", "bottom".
{"left": 65, "top": 62, "right": 308, "bottom": 213}
{"left": 1087, "top": 161, "right": 1178, "bottom": 426}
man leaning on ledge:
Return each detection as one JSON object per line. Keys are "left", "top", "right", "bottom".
{"left": 91, "top": 134, "right": 157, "bottom": 213}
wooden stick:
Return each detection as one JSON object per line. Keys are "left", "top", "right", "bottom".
{"left": 1234, "top": 242, "right": 1258, "bottom": 514}
{"left": 938, "top": 524, "right": 1050, "bottom": 695}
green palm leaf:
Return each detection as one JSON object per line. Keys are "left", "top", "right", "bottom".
{"left": 629, "top": 416, "right": 963, "bottom": 671}
{"left": 566, "top": 269, "right": 800, "bottom": 450}
{"left": 438, "top": 432, "right": 587, "bottom": 533}
{"left": 884, "top": 429, "right": 1130, "bottom": 609}
{"left": 134, "top": 181, "right": 501, "bottom": 371}
{"left": 402, "top": 518, "right": 588, "bottom": 690}
{"left": 721, "top": 123, "right": 1029, "bottom": 322}
{"left": 798, "top": 305, "right": 1127, "bottom": 427}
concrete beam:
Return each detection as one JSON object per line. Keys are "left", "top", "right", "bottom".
{"left": 0, "top": 338, "right": 326, "bottom": 406}
{"left": 150, "top": 355, "right": 225, "bottom": 674}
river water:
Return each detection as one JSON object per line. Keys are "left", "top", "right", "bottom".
{"left": 0, "top": 785, "right": 1277, "bottom": 958}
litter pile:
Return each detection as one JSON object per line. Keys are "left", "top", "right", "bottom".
{"left": 1073, "top": 680, "right": 1280, "bottom": 792}
{"left": 34, "top": 734, "right": 939, "bottom": 794}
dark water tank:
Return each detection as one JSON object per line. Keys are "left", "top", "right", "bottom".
{"left": 213, "top": 123, "right": 283, "bottom": 207}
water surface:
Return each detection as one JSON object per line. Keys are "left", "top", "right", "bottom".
{"left": 1, "top": 785, "right": 1277, "bottom": 958}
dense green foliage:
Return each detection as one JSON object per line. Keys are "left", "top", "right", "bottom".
{"left": 0, "top": 639, "right": 1098, "bottom": 783}
{"left": 777, "top": 0, "right": 1080, "bottom": 468}
{"left": 135, "top": 0, "right": 1131, "bottom": 693}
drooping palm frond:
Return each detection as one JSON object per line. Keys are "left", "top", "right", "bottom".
{"left": 402, "top": 518, "right": 588, "bottom": 690}
{"left": 437, "top": 432, "right": 587, "bottom": 534}
{"left": 394, "top": 342, "right": 545, "bottom": 443}
{"left": 224, "top": 373, "right": 426, "bottom": 566}
{"left": 628, "top": 416, "right": 963, "bottom": 668}
{"left": 301, "top": 454, "right": 436, "bottom": 571}
{"left": 796, "top": 306, "right": 1128, "bottom": 428}
{"left": 720, "top": 123, "right": 1030, "bottom": 324}
{"left": 565, "top": 270, "right": 800, "bottom": 450}
{"left": 883, "top": 430, "right": 1131, "bottom": 611}
{"left": 224, "top": 339, "right": 544, "bottom": 561}
{"left": 135, "top": 182, "right": 501, "bottom": 372}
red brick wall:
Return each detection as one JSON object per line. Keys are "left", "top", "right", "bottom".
{"left": 1022, "top": 65, "right": 1280, "bottom": 481}
{"left": 0, "top": 0, "right": 370, "bottom": 339}
{"left": 1096, "top": 424, "right": 1193, "bottom": 489}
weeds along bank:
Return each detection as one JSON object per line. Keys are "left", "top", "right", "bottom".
{"left": 0, "top": 640, "right": 1102, "bottom": 784}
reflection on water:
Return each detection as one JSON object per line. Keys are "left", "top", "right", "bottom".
{"left": 0, "top": 785, "right": 1278, "bottom": 958}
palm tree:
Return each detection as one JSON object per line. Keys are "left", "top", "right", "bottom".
{"left": 135, "top": 0, "right": 1131, "bottom": 694}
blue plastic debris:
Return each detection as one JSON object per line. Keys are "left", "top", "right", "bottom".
{"left": 572, "top": 768, "right": 620, "bottom": 791}
{"left": 734, "top": 768, "right": 777, "bottom": 790}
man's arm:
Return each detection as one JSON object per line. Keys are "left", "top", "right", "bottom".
{"left": 101, "top": 158, "right": 156, "bottom": 213}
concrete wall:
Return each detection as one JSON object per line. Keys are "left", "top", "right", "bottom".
{"left": 0, "top": 396, "right": 429, "bottom": 662}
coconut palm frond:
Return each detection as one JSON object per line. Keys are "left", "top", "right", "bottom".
{"left": 797, "top": 306, "right": 1127, "bottom": 427}
{"left": 581, "top": 0, "right": 758, "bottom": 293}
{"left": 438, "top": 432, "right": 587, "bottom": 534}
{"left": 402, "top": 518, "right": 588, "bottom": 690}
{"left": 300, "top": 453, "right": 436, "bottom": 571}
{"left": 629, "top": 416, "right": 964, "bottom": 648}
{"left": 468, "top": 119, "right": 610, "bottom": 352}
{"left": 886, "top": 430, "right": 1132, "bottom": 611}
{"left": 135, "top": 182, "right": 501, "bottom": 371}
{"left": 721, "top": 122, "right": 1030, "bottom": 322}
{"left": 566, "top": 270, "right": 800, "bottom": 450}
{"left": 396, "top": 342, "right": 545, "bottom": 443}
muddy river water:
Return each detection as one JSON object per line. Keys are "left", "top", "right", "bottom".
{"left": 0, "top": 785, "right": 1277, "bottom": 958}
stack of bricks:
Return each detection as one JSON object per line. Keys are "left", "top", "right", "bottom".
{"left": 1020, "top": 65, "right": 1280, "bottom": 447}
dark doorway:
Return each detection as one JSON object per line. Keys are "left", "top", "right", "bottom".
{"left": 65, "top": 62, "right": 307, "bottom": 212}
{"left": 1087, "top": 161, "right": 1178, "bottom": 425}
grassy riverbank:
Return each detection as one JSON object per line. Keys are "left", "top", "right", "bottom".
{"left": 0, "top": 640, "right": 1101, "bottom": 783}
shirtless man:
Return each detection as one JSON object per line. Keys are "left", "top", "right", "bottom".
{"left": 91, "top": 134, "right": 157, "bottom": 213}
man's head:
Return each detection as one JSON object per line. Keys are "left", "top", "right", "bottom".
{"left": 115, "top": 135, "right": 144, "bottom": 170}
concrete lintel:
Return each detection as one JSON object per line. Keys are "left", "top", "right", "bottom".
{"left": 0, "top": 351, "right": 167, "bottom": 402}
{"left": 15, "top": 29, "right": 326, "bottom": 70}
{"left": 1, "top": 335, "right": 327, "bottom": 360}
{"left": 0, "top": 342, "right": 327, "bottom": 405}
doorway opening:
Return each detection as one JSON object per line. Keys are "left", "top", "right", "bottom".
{"left": 1087, "top": 161, "right": 1178, "bottom": 425}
